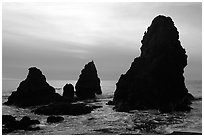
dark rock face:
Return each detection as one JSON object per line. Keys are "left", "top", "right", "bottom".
{"left": 47, "top": 116, "right": 64, "bottom": 123}
{"left": 75, "top": 61, "right": 102, "bottom": 99}
{"left": 106, "top": 100, "right": 114, "bottom": 105}
{"left": 4, "top": 67, "right": 62, "bottom": 107}
{"left": 32, "top": 102, "right": 96, "bottom": 115}
{"left": 2, "top": 115, "right": 40, "bottom": 134}
{"left": 62, "top": 83, "right": 74, "bottom": 100}
{"left": 168, "top": 131, "right": 202, "bottom": 135}
{"left": 113, "top": 15, "right": 193, "bottom": 113}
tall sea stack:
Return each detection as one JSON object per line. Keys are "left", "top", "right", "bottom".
{"left": 75, "top": 61, "right": 102, "bottom": 99}
{"left": 4, "top": 67, "right": 62, "bottom": 107}
{"left": 113, "top": 15, "right": 193, "bottom": 113}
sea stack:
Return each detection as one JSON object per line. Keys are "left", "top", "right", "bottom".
{"left": 4, "top": 67, "right": 62, "bottom": 107}
{"left": 75, "top": 61, "right": 102, "bottom": 99}
{"left": 113, "top": 15, "right": 193, "bottom": 113}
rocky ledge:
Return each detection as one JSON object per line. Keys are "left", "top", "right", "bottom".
{"left": 32, "top": 102, "right": 102, "bottom": 115}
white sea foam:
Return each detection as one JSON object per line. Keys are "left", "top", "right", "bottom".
{"left": 2, "top": 80, "right": 202, "bottom": 135}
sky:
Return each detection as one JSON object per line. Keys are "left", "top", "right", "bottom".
{"left": 2, "top": 2, "right": 202, "bottom": 80}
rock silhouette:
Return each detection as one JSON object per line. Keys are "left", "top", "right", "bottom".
{"left": 18, "top": 116, "right": 40, "bottom": 128}
{"left": 32, "top": 102, "right": 99, "bottom": 115}
{"left": 75, "top": 61, "right": 102, "bottom": 99}
{"left": 62, "top": 83, "right": 75, "bottom": 100}
{"left": 113, "top": 15, "right": 193, "bottom": 113}
{"left": 2, "top": 115, "right": 40, "bottom": 134}
{"left": 2, "top": 115, "right": 16, "bottom": 125}
{"left": 168, "top": 131, "right": 202, "bottom": 135}
{"left": 47, "top": 116, "right": 64, "bottom": 123}
{"left": 4, "top": 67, "right": 62, "bottom": 107}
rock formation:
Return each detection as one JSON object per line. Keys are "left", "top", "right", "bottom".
{"left": 62, "top": 83, "right": 74, "bottom": 100}
{"left": 75, "top": 61, "right": 102, "bottom": 99}
{"left": 4, "top": 67, "right": 62, "bottom": 107}
{"left": 32, "top": 102, "right": 100, "bottom": 115}
{"left": 47, "top": 116, "right": 64, "bottom": 123}
{"left": 113, "top": 15, "right": 193, "bottom": 113}
{"left": 2, "top": 115, "right": 40, "bottom": 134}
{"left": 2, "top": 115, "right": 16, "bottom": 125}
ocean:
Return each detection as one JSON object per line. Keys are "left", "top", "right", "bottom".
{"left": 2, "top": 79, "right": 202, "bottom": 135}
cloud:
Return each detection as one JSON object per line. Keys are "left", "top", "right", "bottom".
{"left": 3, "top": 2, "right": 146, "bottom": 49}
{"left": 2, "top": 2, "right": 202, "bottom": 80}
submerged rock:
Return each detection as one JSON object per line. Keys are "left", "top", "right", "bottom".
{"left": 106, "top": 100, "right": 114, "bottom": 105}
{"left": 4, "top": 67, "right": 62, "bottom": 107}
{"left": 47, "top": 116, "right": 64, "bottom": 123}
{"left": 113, "top": 15, "right": 193, "bottom": 113}
{"left": 19, "top": 116, "right": 40, "bottom": 127}
{"left": 62, "top": 83, "right": 74, "bottom": 100}
{"left": 75, "top": 61, "right": 102, "bottom": 100}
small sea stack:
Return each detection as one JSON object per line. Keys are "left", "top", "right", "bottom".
{"left": 112, "top": 15, "right": 193, "bottom": 113}
{"left": 4, "top": 67, "right": 62, "bottom": 107}
{"left": 62, "top": 83, "right": 75, "bottom": 100}
{"left": 75, "top": 61, "right": 102, "bottom": 100}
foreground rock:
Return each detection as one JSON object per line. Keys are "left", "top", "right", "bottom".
{"left": 75, "top": 61, "right": 102, "bottom": 99}
{"left": 47, "top": 116, "right": 64, "bottom": 123}
{"left": 2, "top": 115, "right": 16, "bottom": 125}
{"left": 168, "top": 131, "right": 202, "bottom": 135}
{"left": 63, "top": 83, "right": 75, "bottom": 100}
{"left": 32, "top": 102, "right": 100, "bottom": 115}
{"left": 2, "top": 115, "right": 40, "bottom": 134}
{"left": 113, "top": 15, "right": 193, "bottom": 113}
{"left": 4, "top": 67, "right": 62, "bottom": 107}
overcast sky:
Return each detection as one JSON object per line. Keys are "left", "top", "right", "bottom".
{"left": 2, "top": 2, "right": 202, "bottom": 80}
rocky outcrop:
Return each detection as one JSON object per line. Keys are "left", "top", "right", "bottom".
{"left": 32, "top": 102, "right": 100, "bottom": 115}
{"left": 62, "top": 83, "right": 74, "bottom": 100}
{"left": 2, "top": 115, "right": 16, "bottom": 125}
{"left": 75, "top": 61, "right": 102, "bottom": 99}
{"left": 47, "top": 116, "right": 64, "bottom": 123}
{"left": 4, "top": 67, "right": 62, "bottom": 107}
{"left": 113, "top": 15, "right": 193, "bottom": 113}
{"left": 2, "top": 115, "right": 40, "bottom": 134}
{"left": 18, "top": 116, "right": 40, "bottom": 128}
{"left": 168, "top": 131, "right": 202, "bottom": 135}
